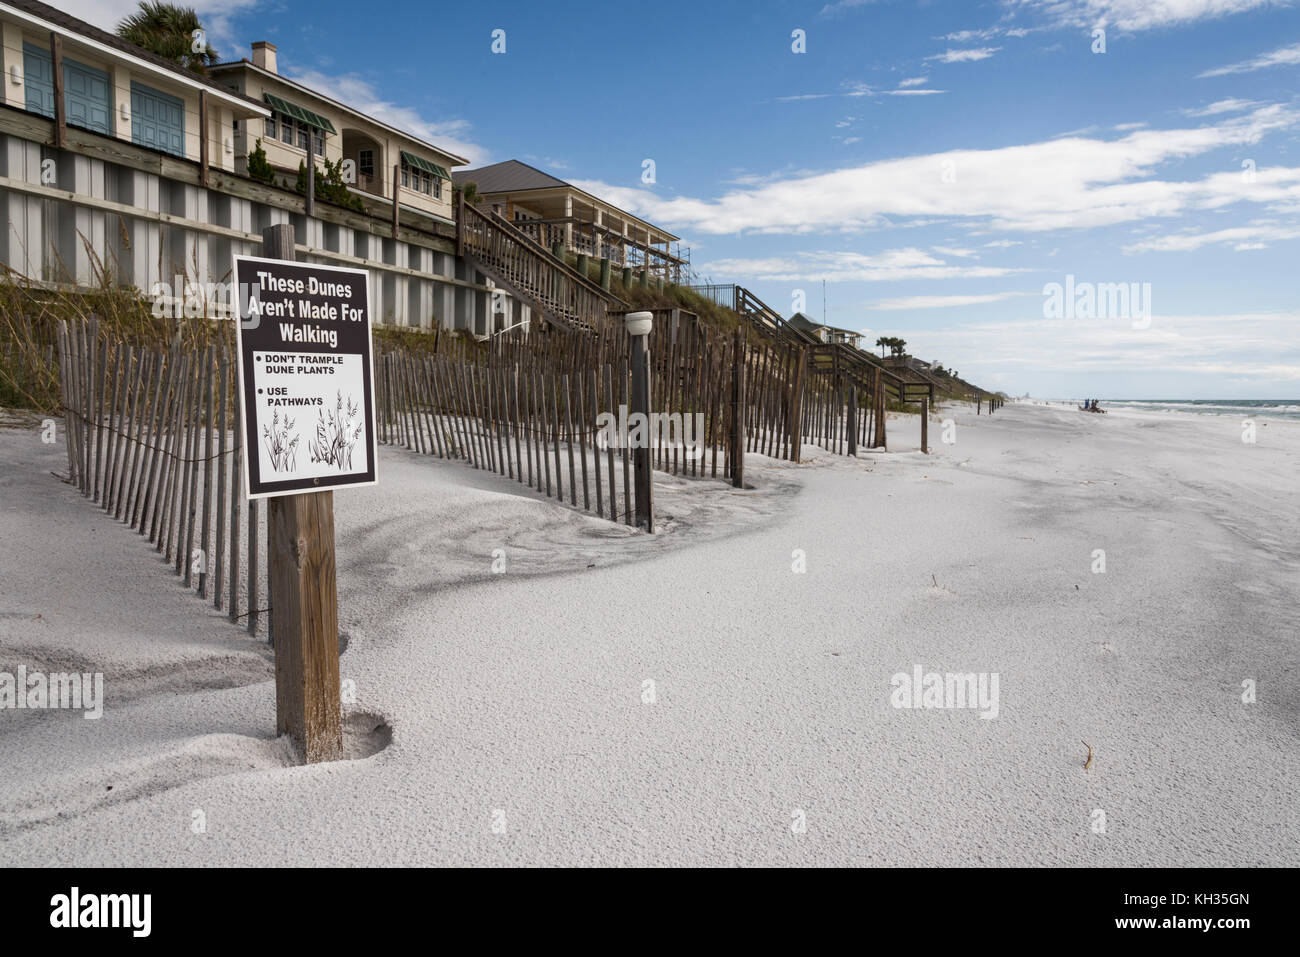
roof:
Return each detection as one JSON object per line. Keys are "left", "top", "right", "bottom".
{"left": 0, "top": 0, "right": 266, "bottom": 116}
{"left": 452, "top": 159, "right": 568, "bottom": 194}
{"left": 454, "top": 159, "right": 680, "bottom": 242}
{"left": 788, "top": 312, "right": 862, "bottom": 339}
{"left": 209, "top": 59, "right": 470, "bottom": 166}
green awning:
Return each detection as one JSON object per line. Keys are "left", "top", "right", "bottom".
{"left": 401, "top": 151, "right": 449, "bottom": 180}
{"left": 263, "top": 93, "right": 336, "bottom": 134}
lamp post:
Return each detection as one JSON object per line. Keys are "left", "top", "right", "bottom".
{"left": 626, "top": 311, "right": 654, "bottom": 532}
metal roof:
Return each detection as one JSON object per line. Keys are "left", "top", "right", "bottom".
{"left": 451, "top": 159, "right": 569, "bottom": 194}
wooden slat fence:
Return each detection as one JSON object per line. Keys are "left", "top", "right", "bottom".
{"left": 55, "top": 317, "right": 271, "bottom": 638}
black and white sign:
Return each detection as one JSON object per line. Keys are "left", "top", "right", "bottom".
{"left": 234, "top": 255, "right": 377, "bottom": 498}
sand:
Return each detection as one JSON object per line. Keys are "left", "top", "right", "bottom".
{"left": 1, "top": 400, "right": 1297, "bottom": 866}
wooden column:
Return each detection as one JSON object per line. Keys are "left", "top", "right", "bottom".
{"left": 920, "top": 396, "right": 929, "bottom": 454}
{"left": 50, "top": 33, "right": 65, "bottom": 150}
{"left": 874, "top": 377, "right": 887, "bottom": 449}
{"left": 391, "top": 163, "right": 400, "bottom": 238}
{"left": 455, "top": 188, "right": 465, "bottom": 258}
{"left": 304, "top": 153, "right": 315, "bottom": 217}
{"left": 198, "top": 91, "right": 209, "bottom": 187}
{"left": 847, "top": 386, "right": 858, "bottom": 456}
{"left": 261, "top": 224, "right": 343, "bottom": 764}
{"left": 788, "top": 350, "right": 805, "bottom": 463}
{"left": 731, "top": 330, "right": 746, "bottom": 488}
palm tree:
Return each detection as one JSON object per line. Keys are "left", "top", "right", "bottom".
{"left": 875, "top": 335, "right": 888, "bottom": 358}
{"left": 117, "top": 2, "right": 218, "bottom": 75}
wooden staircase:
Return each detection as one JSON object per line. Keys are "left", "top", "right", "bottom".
{"left": 457, "top": 196, "right": 625, "bottom": 333}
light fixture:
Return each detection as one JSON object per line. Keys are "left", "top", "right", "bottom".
{"left": 9, "top": 65, "right": 21, "bottom": 85}
{"left": 624, "top": 311, "right": 653, "bottom": 337}
{"left": 119, "top": 103, "right": 129, "bottom": 122}
{"left": 223, "top": 136, "right": 233, "bottom": 154}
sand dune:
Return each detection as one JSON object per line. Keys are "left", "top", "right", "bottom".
{"left": 1, "top": 401, "right": 1296, "bottom": 866}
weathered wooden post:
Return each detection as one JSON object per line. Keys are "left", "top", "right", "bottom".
{"left": 198, "top": 91, "right": 209, "bottom": 188}
{"left": 731, "top": 330, "right": 746, "bottom": 488}
{"left": 259, "top": 225, "right": 341, "bottom": 763}
{"left": 847, "top": 386, "right": 858, "bottom": 456}
{"left": 50, "top": 32, "right": 65, "bottom": 150}
{"left": 977, "top": 395, "right": 982, "bottom": 414}
{"left": 626, "top": 311, "right": 654, "bottom": 532}
{"left": 788, "top": 349, "right": 806, "bottom": 463}
{"left": 599, "top": 257, "right": 611, "bottom": 291}
{"left": 391, "top": 163, "right": 401, "bottom": 238}
{"left": 874, "top": 376, "right": 888, "bottom": 449}
{"left": 305, "top": 157, "right": 315, "bottom": 217}
{"left": 920, "top": 395, "right": 929, "bottom": 453}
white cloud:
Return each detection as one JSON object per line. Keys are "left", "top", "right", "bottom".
{"left": 1009, "top": 0, "right": 1276, "bottom": 32}
{"left": 1183, "top": 98, "right": 1261, "bottom": 116}
{"left": 868, "top": 291, "right": 1031, "bottom": 309}
{"left": 778, "top": 83, "right": 946, "bottom": 102}
{"left": 931, "top": 245, "right": 978, "bottom": 257}
{"left": 900, "top": 309, "right": 1300, "bottom": 384}
{"left": 696, "top": 248, "right": 1022, "bottom": 283}
{"left": 925, "top": 47, "right": 1002, "bottom": 63}
{"left": 572, "top": 103, "right": 1300, "bottom": 237}
{"left": 1198, "top": 41, "right": 1300, "bottom": 77}
{"left": 984, "top": 239, "right": 1024, "bottom": 247}
{"left": 286, "top": 69, "right": 487, "bottom": 165}
{"left": 1123, "top": 221, "right": 1300, "bottom": 252}
{"left": 898, "top": 76, "right": 930, "bottom": 87}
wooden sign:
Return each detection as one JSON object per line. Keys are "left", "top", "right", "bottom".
{"left": 233, "top": 255, "right": 377, "bottom": 498}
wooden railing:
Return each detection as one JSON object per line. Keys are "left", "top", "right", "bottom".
{"left": 458, "top": 199, "right": 622, "bottom": 333}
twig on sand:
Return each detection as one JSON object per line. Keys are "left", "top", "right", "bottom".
{"left": 1082, "top": 741, "right": 1094, "bottom": 771}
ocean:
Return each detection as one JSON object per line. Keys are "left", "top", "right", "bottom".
{"left": 1093, "top": 399, "right": 1300, "bottom": 421}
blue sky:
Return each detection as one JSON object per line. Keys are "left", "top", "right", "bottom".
{"left": 71, "top": 0, "right": 1300, "bottom": 398}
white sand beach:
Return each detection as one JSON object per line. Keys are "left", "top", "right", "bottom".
{"left": 1, "top": 401, "right": 1297, "bottom": 866}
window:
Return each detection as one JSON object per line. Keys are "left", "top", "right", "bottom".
{"left": 312, "top": 129, "right": 325, "bottom": 157}
{"left": 280, "top": 114, "right": 293, "bottom": 144}
{"left": 400, "top": 161, "right": 437, "bottom": 195}
{"left": 358, "top": 149, "right": 374, "bottom": 177}
{"left": 297, "top": 124, "right": 309, "bottom": 151}
{"left": 266, "top": 114, "right": 276, "bottom": 139}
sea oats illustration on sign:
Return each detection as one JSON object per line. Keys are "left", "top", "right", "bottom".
{"left": 309, "top": 391, "right": 364, "bottom": 470}
{"left": 262, "top": 409, "right": 299, "bottom": 472}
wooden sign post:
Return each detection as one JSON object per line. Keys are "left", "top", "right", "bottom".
{"left": 234, "top": 225, "right": 377, "bottom": 763}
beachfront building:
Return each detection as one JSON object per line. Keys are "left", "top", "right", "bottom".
{"left": 452, "top": 159, "right": 689, "bottom": 282}
{"left": 210, "top": 43, "right": 463, "bottom": 225}
{"left": 788, "top": 312, "right": 863, "bottom": 348}
{"left": 0, "top": 0, "right": 517, "bottom": 336}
